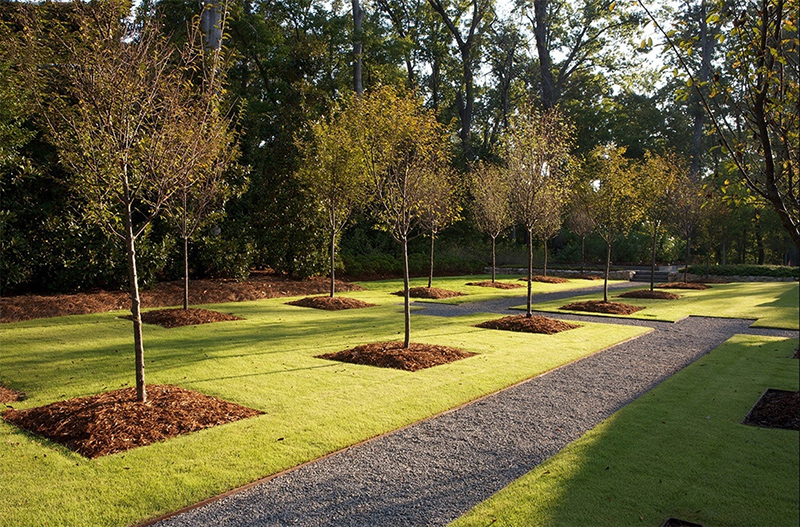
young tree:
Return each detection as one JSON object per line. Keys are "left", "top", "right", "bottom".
{"left": 420, "top": 168, "right": 461, "bottom": 288}
{"left": 502, "top": 105, "right": 574, "bottom": 316}
{"left": 670, "top": 170, "right": 707, "bottom": 282}
{"left": 637, "top": 151, "right": 684, "bottom": 290}
{"left": 471, "top": 161, "right": 512, "bottom": 282}
{"left": 580, "top": 144, "right": 641, "bottom": 302}
{"left": 354, "top": 86, "right": 452, "bottom": 347}
{"left": 296, "top": 97, "right": 366, "bottom": 297}
{"left": 15, "top": 1, "right": 233, "bottom": 402}
{"left": 566, "top": 186, "right": 594, "bottom": 276}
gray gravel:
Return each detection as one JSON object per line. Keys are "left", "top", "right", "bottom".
{"left": 152, "top": 286, "right": 798, "bottom": 527}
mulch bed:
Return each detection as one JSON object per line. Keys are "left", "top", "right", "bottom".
{"left": 741, "top": 389, "right": 799, "bottom": 431}
{"left": 560, "top": 300, "right": 644, "bottom": 315}
{"left": 661, "top": 519, "right": 704, "bottom": 527}
{"left": 123, "top": 308, "right": 242, "bottom": 328}
{"left": 618, "top": 290, "right": 681, "bottom": 300}
{"left": 0, "top": 270, "right": 364, "bottom": 324}
{"left": 465, "top": 281, "right": 524, "bottom": 289}
{"left": 793, "top": 347, "right": 799, "bottom": 359}
{"left": 476, "top": 315, "right": 580, "bottom": 335}
{"left": 576, "top": 274, "right": 602, "bottom": 280}
{"left": 0, "top": 385, "right": 26, "bottom": 404}
{"left": 316, "top": 341, "right": 475, "bottom": 372}
{"left": 519, "top": 275, "right": 570, "bottom": 284}
{"left": 392, "top": 287, "right": 465, "bottom": 299}
{"left": 287, "top": 296, "right": 376, "bottom": 310}
{"left": 656, "top": 282, "right": 710, "bottom": 290}
{"left": 1, "top": 385, "right": 263, "bottom": 458}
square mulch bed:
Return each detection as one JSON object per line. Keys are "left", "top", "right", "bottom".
{"left": 741, "top": 389, "right": 799, "bottom": 431}
{"left": 661, "top": 518, "right": 704, "bottom": 527}
{"left": 392, "top": 287, "right": 464, "bottom": 299}
{"left": 124, "top": 308, "right": 242, "bottom": 328}
{"left": 2, "top": 385, "right": 263, "bottom": 458}
{"left": 286, "top": 296, "right": 376, "bottom": 310}
{"left": 476, "top": 315, "right": 580, "bottom": 335}
{"left": 465, "top": 281, "right": 524, "bottom": 289}
{"left": 560, "top": 300, "right": 643, "bottom": 315}
{"left": 316, "top": 341, "right": 475, "bottom": 372}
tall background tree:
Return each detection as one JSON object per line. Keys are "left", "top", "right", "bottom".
{"left": 471, "top": 160, "right": 512, "bottom": 282}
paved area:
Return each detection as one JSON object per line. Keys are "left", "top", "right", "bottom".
{"left": 152, "top": 285, "right": 797, "bottom": 527}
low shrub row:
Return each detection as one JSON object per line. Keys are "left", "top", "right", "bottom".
{"left": 686, "top": 264, "right": 799, "bottom": 278}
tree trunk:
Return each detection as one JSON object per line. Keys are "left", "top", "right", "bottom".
{"left": 123, "top": 180, "right": 146, "bottom": 403}
{"left": 352, "top": 0, "right": 364, "bottom": 96}
{"left": 526, "top": 228, "right": 533, "bottom": 317}
{"left": 183, "top": 234, "right": 190, "bottom": 310}
{"left": 604, "top": 238, "right": 611, "bottom": 303}
{"left": 532, "top": 0, "right": 556, "bottom": 109}
{"left": 402, "top": 236, "right": 411, "bottom": 348}
{"left": 428, "top": 231, "right": 435, "bottom": 288}
{"left": 491, "top": 235, "right": 497, "bottom": 283}
{"left": 689, "top": 0, "right": 714, "bottom": 179}
{"left": 684, "top": 235, "right": 691, "bottom": 282}
{"left": 755, "top": 217, "right": 765, "bottom": 264}
{"left": 542, "top": 239, "right": 548, "bottom": 277}
{"left": 460, "top": 49, "right": 475, "bottom": 159}
{"left": 580, "top": 235, "right": 585, "bottom": 276}
{"left": 201, "top": 0, "right": 223, "bottom": 50}
{"left": 650, "top": 230, "right": 657, "bottom": 291}
{"left": 330, "top": 230, "right": 336, "bottom": 297}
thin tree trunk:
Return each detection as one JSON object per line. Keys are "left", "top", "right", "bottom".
{"left": 352, "top": 0, "right": 364, "bottom": 95}
{"left": 604, "top": 239, "right": 611, "bottom": 303}
{"left": 580, "top": 235, "right": 585, "bottom": 276}
{"left": 543, "top": 239, "right": 548, "bottom": 277}
{"left": 183, "top": 234, "right": 190, "bottom": 310}
{"left": 402, "top": 236, "right": 411, "bottom": 348}
{"left": 428, "top": 231, "right": 435, "bottom": 288}
{"left": 527, "top": 228, "right": 533, "bottom": 317}
{"left": 491, "top": 235, "right": 497, "bottom": 283}
{"left": 684, "top": 235, "right": 691, "bottom": 282}
{"left": 123, "top": 180, "right": 146, "bottom": 403}
{"left": 650, "top": 230, "right": 657, "bottom": 291}
{"left": 330, "top": 230, "right": 336, "bottom": 298}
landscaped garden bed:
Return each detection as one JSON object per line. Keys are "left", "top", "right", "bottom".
{"left": 618, "top": 290, "right": 681, "bottom": 300}
{"left": 559, "top": 300, "right": 644, "bottom": 315}
{"left": 741, "top": 389, "right": 799, "bottom": 431}
{"left": 316, "top": 341, "right": 475, "bottom": 371}
{"left": 124, "top": 308, "right": 242, "bottom": 328}
{"left": 519, "top": 275, "right": 569, "bottom": 284}
{"left": 392, "top": 286, "right": 465, "bottom": 299}
{"left": 466, "top": 281, "right": 524, "bottom": 289}
{"left": 657, "top": 282, "right": 710, "bottom": 290}
{"left": 287, "top": 296, "right": 376, "bottom": 310}
{"left": 476, "top": 315, "right": 580, "bottom": 334}
{"left": 2, "top": 385, "right": 262, "bottom": 458}
{"left": 0, "top": 385, "right": 25, "bottom": 404}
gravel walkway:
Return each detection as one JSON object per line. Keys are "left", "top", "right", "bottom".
{"left": 152, "top": 286, "right": 797, "bottom": 527}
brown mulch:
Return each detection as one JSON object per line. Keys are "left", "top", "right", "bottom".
{"left": 576, "top": 274, "right": 602, "bottom": 280}
{"left": 1, "top": 385, "right": 262, "bottom": 458}
{"left": 618, "top": 290, "right": 681, "bottom": 300}
{"left": 317, "top": 341, "right": 475, "bottom": 372}
{"left": 0, "top": 271, "right": 364, "bottom": 324}
{"left": 656, "top": 282, "right": 711, "bottom": 290}
{"left": 392, "top": 287, "right": 465, "bottom": 299}
{"left": 741, "top": 389, "right": 799, "bottom": 431}
{"left": 122, "top": 308, "right": 242, "bottom": 328}
{"left": 519, "top": 275, "right": 570, "bottom": 284}
{"left": 476, "top": 315, "right": 580, "bottom": 335}
{"left": 465, "top": 281, "right": 524, "bottom": 290}
{"left": 287, "top": 296, "right": 376, "bottom": 311}
{"left": 0, "top": 385, "right": 26, "bottom": 404}
{"left": 793, "top": 347, "right": 799, "bottom": 359}
{"left": 560, "top": 300, "right": 644, "bottom": 315}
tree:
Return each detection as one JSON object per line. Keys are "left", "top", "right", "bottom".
{"left": 296, "top": 97, "right": 366, "bottom": 297}
{"left": 471, "top": 160, "right": 512, "bottom": 282}
{"left": 503, "top": 104, "right": 574, "bottom": 315}
{"left": 420, "top": 168, "right": 461, "bottom": 288}
{"left": 566, "top": 187, "right": 594, "bottom": 276}
{"left": 580, "top": 144, "right": 641, "bottom": 301}
{"left": 354, "top": 86, "right": 452, "bottom": 347}
{"left": 637, "top": 151, "right": 684, "bottom": 290}
{"left": 670, "top": 170, "right": 707, "bottom": 282}
{"left": 15, "top": 1, "right": 234, "bottom": 402}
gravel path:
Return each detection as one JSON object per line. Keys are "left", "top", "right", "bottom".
{"left": 152, "top": 286, "right": 797, "bottom": 527}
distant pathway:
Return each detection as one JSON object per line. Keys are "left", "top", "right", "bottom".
{"left": 151, "top": 286, "right": 797, "bottom": 527}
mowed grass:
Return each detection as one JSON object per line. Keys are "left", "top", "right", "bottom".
{"left": 451, "top": 335, "right": 800, "bottom": 527}
{"left": 526, "top": 281, "right": 799, "bottom": 329}
{"left": 0, "top": 284, "right": 648, "bottom": 527}
{"left": 357, "top": 273, "right": 623, "bottom": 305}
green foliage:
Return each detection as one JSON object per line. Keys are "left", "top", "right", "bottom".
{"left": 686, "top": 264, "right": 799, "bottom": 279}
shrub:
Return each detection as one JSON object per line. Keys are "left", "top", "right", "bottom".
{"left": 686, "top": 264, "right": 799, "bottom": 278}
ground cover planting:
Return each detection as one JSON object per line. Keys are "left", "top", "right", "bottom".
{"left": 527, "top": 282, "right": 799, "bottom": 329}
{"left": 0, "top": 285, "right": 647, "bottom": 527}
{"left": 358, "top": 274, "right": 625, "bottom": 305}
{"left": 450, "top": 335, "right": 800, "bottom": 527}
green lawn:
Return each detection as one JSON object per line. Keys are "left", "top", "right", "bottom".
{"left": 451, "top": 334, "right": 800, "bottom": 527}
{"left": 525, "top": 281, "right": 799, "bottom": 329}
{"left": 0, "top": 285, "right": 647, "bottom": 527}
{"left": 357, "top": 273, "right": 623, "bottom": 305}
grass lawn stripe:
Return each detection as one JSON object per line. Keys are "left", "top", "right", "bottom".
{"left": 0, "top": 287, "right": 646, "bottom": 527}
{"left": 450, "top": 334, "right": 799, "bottom": 527}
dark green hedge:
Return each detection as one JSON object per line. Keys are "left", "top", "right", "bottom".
{"left": 686, "top": 264, "right": 799, "bottom": 278}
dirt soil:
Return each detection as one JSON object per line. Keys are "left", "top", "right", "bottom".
{"left": 1, "top": 385, "right": 262, "bottom": 458}
{"left": 560, "top": 300, "right": 644, "bottom": 315}
{"left": 392, "top": 287, "right": 465, "bottom": 299}
{"left": 618, "top": 290, "right": 681, "bottom": 300}
{"left": 123, "top": 308, "right": 243, "bottom": 328}
{"left": 0, "top": 271, "right": 363, "bottom": 324}
{"left": 741, "top": 389, "right": 799, "bottom": 431}
{"left": 476, "top": 315, "right": 580, "bottom": 335}
{"left": 466, "top": 281, "right": 524, "bottom": 289}
{"left": 287, "top": 296, "right": 376, "bottom": 310}
{"left": 519, "top": 275, "right": 570, "bottom": 284}
{"left": 656, "top": 282, "right": 710, "bottom": 290}
{"left": 0, "top": 385, "right": 26, "bottom": 404}
{"left": 317, "top": 341, "right": 475, "bottom": 372}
